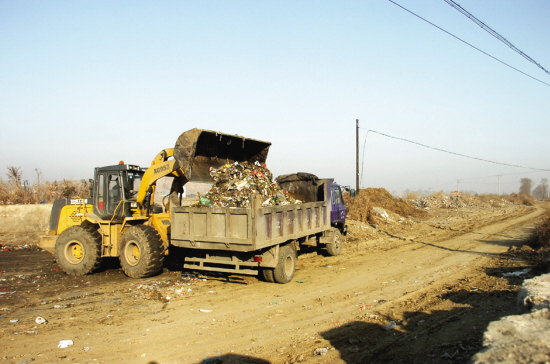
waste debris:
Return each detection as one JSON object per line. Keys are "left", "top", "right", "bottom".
{"left": 58, "top": 340, "right": 74, "bottom": 348}
{"left": 313, "top": 347, "right": 328, "bottom": 356}
{"left": 195, "top": 161, "right": 300, "bottom": 208}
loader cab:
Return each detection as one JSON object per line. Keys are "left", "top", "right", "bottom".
{"left": 92, "top": 164, "right": 144, "bottom": 220}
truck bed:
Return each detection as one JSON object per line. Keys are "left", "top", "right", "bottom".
{"left": 170, "top": 199, "right": 329, "bottom": 251}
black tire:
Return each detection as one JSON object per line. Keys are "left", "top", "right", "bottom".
{"left": 326, "top": 228, "right": 343, "bottom": 256}
{"left": 54, "top": 225, "right": 102, "bottom": 276}
{"left": 119, "top": 225, "right": 164, "bottom": 278}
{"left": 261, "top": 268, "right": 275, "bottom": 282}
{"left": 273, "top": 244, "right": 296, "bottom": 284}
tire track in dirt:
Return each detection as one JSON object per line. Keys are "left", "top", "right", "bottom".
{"left": 0, "top": 206, "right": 544, "bottom": 363}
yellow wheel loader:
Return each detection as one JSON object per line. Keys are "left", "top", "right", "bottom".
{"left": 40, "top": 129, "right": 271, "bottom": 278}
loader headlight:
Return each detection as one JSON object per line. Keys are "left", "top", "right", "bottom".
{"left": 130, "top": 202, "right": 137, "bottom": 208}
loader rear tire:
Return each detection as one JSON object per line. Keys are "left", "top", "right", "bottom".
{"left": 54, "top": 225, "right": 102, "bottom": 276}
{"left": 273, "top": 244, "right": 296, "bottom": 284}
{"left": 119, "top": 225, "right": 164, "bottom": 278}
{"left": 326, "top": 228, "right": 343, "bottom": 256}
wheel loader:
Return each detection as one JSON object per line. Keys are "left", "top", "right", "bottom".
{"left": 40, "top": 128, "right": 347, "bottom": 282}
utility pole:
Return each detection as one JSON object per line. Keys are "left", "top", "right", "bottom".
{"left": 456, "top": 180, "right": 460, "bottom": 196}
{"left": 497, "top": 175, "right": 501, "bottom": 196}
{"left": 356, "top": 119, "right": 360, "bottom": 193}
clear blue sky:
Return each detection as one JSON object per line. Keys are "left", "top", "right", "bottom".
{"left": 1, "top": 0, "right": 549, "bottom": 195}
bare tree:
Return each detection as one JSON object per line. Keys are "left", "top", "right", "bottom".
{"left": 533, "top": 178, "right": 548, "bottom": 200}
{"left": 6, "top": 166, "right": 23, "bottom": 188}
{"left": 519, "top": 178, "right": 533, "bottom": 196}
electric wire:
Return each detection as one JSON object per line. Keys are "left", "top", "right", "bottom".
{"left": 443, "top": 0, "right": 550, "bottom": 77}
{"left": 387, "top": 0, "right": 550, "bottom": 87}
{"left": 363, "top": 128, "right": 550, "bottom": 172}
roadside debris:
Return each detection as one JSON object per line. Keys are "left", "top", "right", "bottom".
{"left": 502, "top": 268, "right": 532, "bottom": 277}
{"left": 313, "top": 347, "right": 328, "bottom": 356}
{"left": 58, "top": 340, "right": 74, "bottom": 348}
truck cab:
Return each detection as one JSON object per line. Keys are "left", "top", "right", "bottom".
{"left": 329, "top": 182, "right": 347, "bottom": 235}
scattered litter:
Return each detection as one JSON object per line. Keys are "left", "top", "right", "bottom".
{"left": 58, "top": 340, "right": 74, "bottom": 348}
{"left": 83, "top": 347, "right": 90, "bottom": 352}
{"left": 10, "top": 319, "right": 18, "bottom": 323}
{"left": 297, "top": 280, "right": 306, "bottom": 283}
{"left": 313, "top": 347, "right": 328, "bottom": 356}
{"left": 382, "top": 321, "right": 397, "bottom": 330}
{"left": 199, "top": 309, "right": 213, "bottom": 313}
{"left": 35, "top": 316, "right": 47, "bottom": 324}
{"left": 502, "top": 268, "right": 531, "bottom": 277}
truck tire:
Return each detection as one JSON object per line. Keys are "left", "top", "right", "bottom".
{"left": 273, "top": 244, "right": 296, "bottom": 284}
{"left": 326, "top": 228, "right": 343, "bottom": 256}
{"left": 119, "top": 225, "right": 164, "bottom": 278}
{"left": 261, "top": 268, "right": 275, "bottom": 283}
{"left": 54, "top": 225, "right": 102, "bottom": 276}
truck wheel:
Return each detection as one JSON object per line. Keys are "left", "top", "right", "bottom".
{"left": 273, "top": 244, "right": 296, "bottom": 284}
{"left": 54, "top": 225, "right": 102, "bottom": 276}
{"left": 119, "top": 225, "right": 164, "bottom": 278}
{"left": 261, "top": 268, "right": 275, "bottom": 283}
{"left": 326, "top": 228, "right": 343, "bottom": 256}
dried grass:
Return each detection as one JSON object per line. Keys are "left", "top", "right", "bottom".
{"left": 531, "top": 210, "right": 550, "bottom": 250}
{"left": 0, "top": 167, "right": 90, "bottom": 205}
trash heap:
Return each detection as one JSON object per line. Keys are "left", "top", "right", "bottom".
{"left": 196, "top": 161, "right": 300, "bottom": 208}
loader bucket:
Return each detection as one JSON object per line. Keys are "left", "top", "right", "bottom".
{"left": 173, "top": 129, "right": 271, "bottom": 183}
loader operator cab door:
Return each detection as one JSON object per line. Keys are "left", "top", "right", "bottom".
{"left": 94, "top": 171, "right": 123, "bottom": 219}
{"left": 93, "top": 165, "right": 144, "bottom": 220}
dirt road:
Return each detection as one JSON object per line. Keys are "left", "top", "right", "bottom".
{"left": 0, "top": 204, "right": 546, "bottom": 364}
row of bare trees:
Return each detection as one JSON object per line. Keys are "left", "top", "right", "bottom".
{"left": 0, "top": 166, "right": 91, "bottom": 205}
{"left": 520, "top": 178, "right": 548, "bottom": 200}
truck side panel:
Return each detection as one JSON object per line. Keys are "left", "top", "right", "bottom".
{"left": 170, "top": 201, "right": 329, "bottom": 251}
{"left": 171, "top": 206, "right": 254, "bottom": 251}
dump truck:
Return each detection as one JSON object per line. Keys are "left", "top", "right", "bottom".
{"left": 39, "top": 129, "right": 347, "bottom": 283}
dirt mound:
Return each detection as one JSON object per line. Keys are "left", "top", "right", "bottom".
{"left": 346, "top": 188, "right": 427, "bottom": 225}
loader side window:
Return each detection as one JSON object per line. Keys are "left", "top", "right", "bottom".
{"left": 107, "top": 174, "right": 122, "bottom": 214}
{"left": 97, "top": 174, "right": 105, "bottom": 211}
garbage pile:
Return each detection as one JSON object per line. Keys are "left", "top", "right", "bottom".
{"left": 195, "top": 161, "right": 300, "bottom": 208}
{"left": 410, "top": 194, "right": 516, "bottom": 210}
{"left": 0, "top": 243, "right": 40, "bottom": 252}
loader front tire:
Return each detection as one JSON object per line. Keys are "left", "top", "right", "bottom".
{"left": 54, "top": 225, "right": 102, "bottom": 276}
{"left": 119, "top": 225, "right": 164, "bottom": 278}
{"left": 273, "top": 244, "right": 296, "bottom": 284}
{"left": 325, "top": 228, "right": 343, "bottom": 256}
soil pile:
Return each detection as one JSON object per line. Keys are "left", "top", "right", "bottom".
{"left": 346, "top": 188, "right": 427, "bottom": 225}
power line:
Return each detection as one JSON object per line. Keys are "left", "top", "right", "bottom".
{"left": 362, "top": 128, "right": 550, "bottom": 172}
{"left": 386, "top": 0, "right": 550, "bottom": 87}
{"left": 459, "top": 170, "right": 545, "bottom": 182}
{"left": 443, "top": 0, "right": 550, "bottom": 77}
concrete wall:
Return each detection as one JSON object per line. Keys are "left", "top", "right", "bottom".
{"left": 0, "top": 204, "right": 52, "bottom": 245}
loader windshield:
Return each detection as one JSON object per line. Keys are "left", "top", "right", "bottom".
{"left": 126, "top": 171, "right": 143, "bottom": 198}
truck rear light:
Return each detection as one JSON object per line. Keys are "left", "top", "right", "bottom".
{"left": 253, "top": 256, "right": 262, "bottom": 262}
